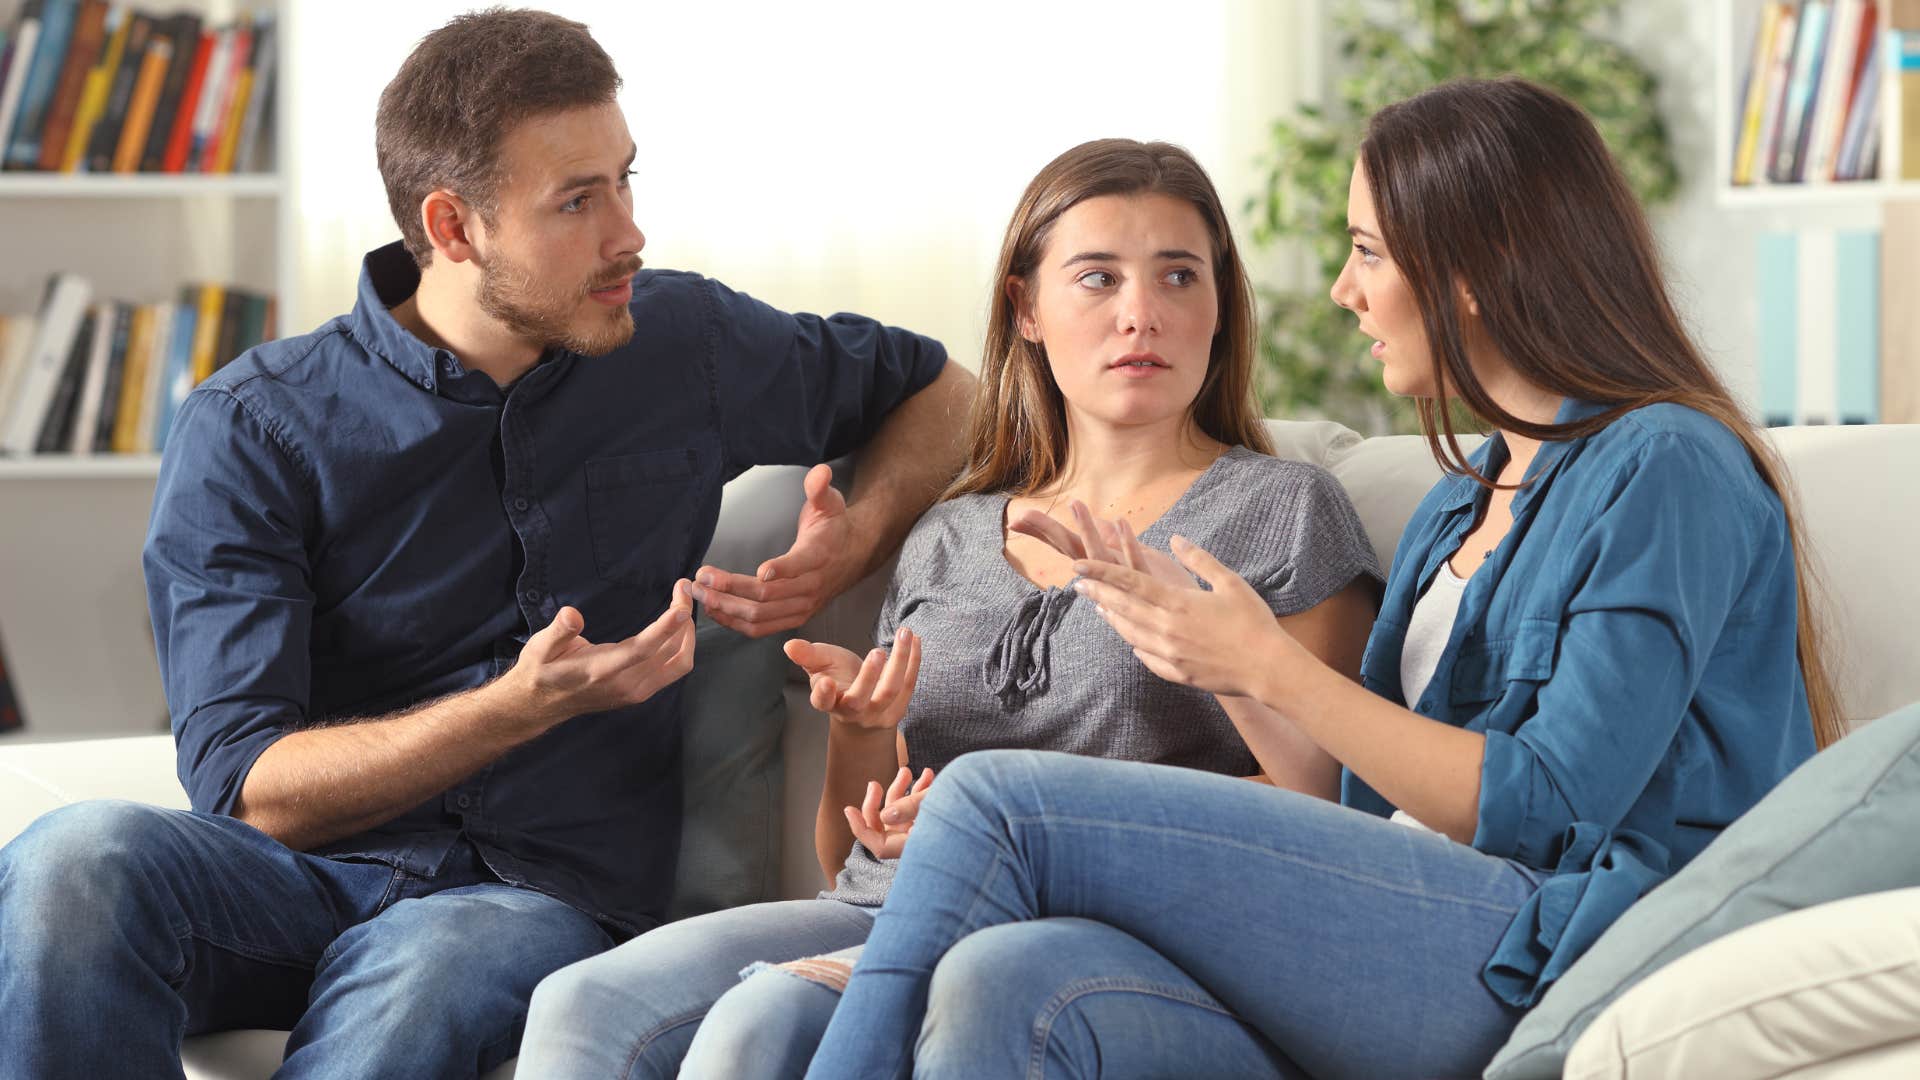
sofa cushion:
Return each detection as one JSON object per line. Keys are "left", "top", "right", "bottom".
{"left": 1486, "top": 701, "right": 1920, "bottom": 1079}
{"left": 1559, "top": 886, "right": 1920, "bottom": 1079}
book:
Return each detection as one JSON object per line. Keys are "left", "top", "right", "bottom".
{"left": 107, "top": 301, "right": 151, "bottom": 452}
{"left": 0, "top": 314, "right": 39, "bottom": 426}
{"left": 1775, "top": 0, "right": 1833, "bottom": 182}
{"left": 32, "top": 0, "right": 105, "bottom": 171}
{"left": 66, "top": 302, "right": 113, "bottom": 453}
{"left": 33, "top": 306, "right": 95, "bottom": 452}
{"left": 1834, "top": 229, "right": 1880, "bottom": 424}
{"left": 1884, "top": 200, "right": 1920, "bottom": 423}
{"left": 1756, "top": 2, "right": 1803, "bottom": 186}
{"left": 89, "top": 300, "right": 129, "bottom": 451}
{"left": 184, "top": 24, "right": 230, "bottom": 172}
{"left": 135, "top": 12, "right": 197, "bottom": 172}
{"left": 1756, "top": 231, "right": 1800, "bottom": 427}
{"left": 152, "top": 296, "right": 194, "bottom": 450}
{"left": 58, "top": 2, "right": 125, "bottom": 172}
{"left": 0, "top": 3, "right": 45, "bottom": 160}
{"left": 1805, "top": 0, "right": 1868, "bottom": 182}
{"left": 210, "top": 22, "right": 254, "bottom": 174}
{"left": 231, "top": 12, "right": 272, "bottom": 173}
{"left": 1904, "top": 20, "right": 1920, "bottom": 180}
{"left": 108, "top": 25, "right": 167, "bottom": 172}
{"left": 1, "top": 272, "right": 92, "bottom": 455}
{"left": 1836, "top": 33, "right": 1884, "bottom": 178}
{"left": 131, "top": 301, "right": 170, "bottom": 449}
{"left": 1735, "top": 3, "right": 1786, "bottom": 185}
{"left": 158, "top": 26, "right": 208, "bottom": 173}
{"left": 3, "top": 0, "right": 76, "bottom": 169}
{"left": 187, "top": 282, "right": 223, "bottom": 383}
{"left": 82, "top": 9, "right": 146, "bottom": 173}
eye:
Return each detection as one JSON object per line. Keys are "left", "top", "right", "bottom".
{"left": 1165, "top": 267, "right": 1199, "bottom": 286}
{"left": 1076, "top": 270, "right": 1116, "bottom": 289}
{"left": 1353, "top": 243, "right": 1380, "bottom": 266}
{"left": 619, "top": 169, "right": 636, "bottom": 189}
{"left": 562, "top": 194, "right": 590, "bottom": 214}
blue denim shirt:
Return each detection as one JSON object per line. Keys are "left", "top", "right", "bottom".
{"left": 1346, "top": 398, "right": 1814, "bottom": 1006}
{"left": 143, "top": 242, "right": 946, "bottom": 936}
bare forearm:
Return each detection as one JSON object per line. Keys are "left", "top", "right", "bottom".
{"left": 815, "top": 724, "right": 902, "bottom": 881}
{"left": 1217, "top": 695, "right": 1340, "bottom": 800}
{"left": 234, "top": 678, "right": 539, "bottom": 851}
{"left": 1257, "top": 652, "right": 1486, "bottom": 842}
{"left": 842, "top": 362, "right": 975, "bottom": 580}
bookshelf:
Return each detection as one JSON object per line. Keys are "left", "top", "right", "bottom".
{"left": 0, "top": 0, "right": 292, "bottom": 739}
{"left": 1714, "top": 0, "right": 1918, "bottom": 209}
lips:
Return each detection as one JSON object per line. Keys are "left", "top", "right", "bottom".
{"left": 1108, "top": 352, "right": 1168, "bottom": 370}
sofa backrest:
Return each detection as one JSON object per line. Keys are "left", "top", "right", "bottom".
{"left": 1263, "top": 419, "right": 1920, "bottom": 730}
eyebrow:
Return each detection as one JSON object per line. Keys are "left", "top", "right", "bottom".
{"left": 553, "top": 146, "right": 638, "bottom": 196}
{"left": 1059, "top": 248, "right": 1206, "bottom": 268}
{"left": 1347, "top": 225, "right": 1381, "bottom": 242}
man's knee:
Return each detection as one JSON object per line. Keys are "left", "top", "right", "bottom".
{"left": 0, "top": 801, "right": 181, "bottom": 931}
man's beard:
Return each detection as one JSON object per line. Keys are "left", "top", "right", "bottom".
{"left": 475, "top": 247, "right": 640, "bottom": 357}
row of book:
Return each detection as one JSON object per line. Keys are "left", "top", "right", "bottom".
{"left": 0, "top": 275, "right": 274, "bottom": 456}
{"left": 1731, "top": 0, "right": 1920, "bottom": 184}
{"left": 0, "top": 1, "right": 276, "bottom": 175}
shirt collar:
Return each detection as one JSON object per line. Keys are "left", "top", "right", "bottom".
{"left": 1432, "top": 397, "right": 1611, "bottom": 515}
{"left": 349, "top": 241, "right": 445, "bottom": 393}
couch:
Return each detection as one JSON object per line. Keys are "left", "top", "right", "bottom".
{"left": 2, "top": 418, "right": 1916, "bottom": 1078}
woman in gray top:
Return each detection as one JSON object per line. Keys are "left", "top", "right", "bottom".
{"left": 515, "top": 138, "right": 1382, "bottom": 1080}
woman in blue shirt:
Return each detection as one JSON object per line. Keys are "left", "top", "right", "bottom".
{"left": 803, "top": 78, "right": 1842, "bottom": 1079}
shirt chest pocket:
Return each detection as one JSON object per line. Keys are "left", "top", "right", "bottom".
{"left": 585, "top": 449, "right": 703, "bottom": 587}
{"left": 1446, "top": 617, "right": 1560, "bottom": 711}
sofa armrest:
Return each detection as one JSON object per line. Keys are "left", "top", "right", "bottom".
{"left": 0, "top": 734, "right": 187, "bottom": 848}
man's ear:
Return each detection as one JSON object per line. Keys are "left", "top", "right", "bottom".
{"left": 420, "top": 189, "right": 482, "bottom": 265}
{"left": 1006, "top": 277, "right": 1040, "bottom": 343}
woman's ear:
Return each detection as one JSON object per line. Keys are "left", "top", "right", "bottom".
{"left": 1007, "top": 277, "right": 1040, "bottom": 343}
{"left": 1455, "top": 276, "right": 1480, "bottom": 318}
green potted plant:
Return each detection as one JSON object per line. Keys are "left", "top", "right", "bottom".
{"left": 1250, "top": 0, "right": 1682, "bottom": 432}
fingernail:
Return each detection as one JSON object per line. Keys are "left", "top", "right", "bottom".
{"left": 1072, "top": 580, "right": 1087, "bottom": 595}
{"left": 881, "top": 810, "right": 900, "bottom": 824}
{"left": 1171, "top": 535, "right": 1189, "bottom": 549}
{"left": 674, "top": 608, "right": 690, "bottom": 623}
{"left": 697, "top": 572, "right": 713, "bottom": 586}
{"left": 1072, "top": 562, "right": 1090, "bottom": 575}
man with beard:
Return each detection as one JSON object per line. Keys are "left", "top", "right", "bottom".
{"left": 0, "top": 9, "right": 971, "bottom": 1079}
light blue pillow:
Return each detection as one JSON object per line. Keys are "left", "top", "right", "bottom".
{"left": 666, "top": 616, "right": 792, "bottom": 921}
{"left": 1487, "top": 700, "right": 1920, "bottom": 1079}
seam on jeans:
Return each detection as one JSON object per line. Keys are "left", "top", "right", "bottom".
{"left": 620, "top": 1007, "right": 709, "bottom": 1079}
{"left": 1005, "top": 813, "right": 1522, "bottom": 916}
{"left": 168, "top": 924, "right": 319, "bottom": 985}
{"left": 1026, "top": 977, "right": 1240, "bottom": 1080}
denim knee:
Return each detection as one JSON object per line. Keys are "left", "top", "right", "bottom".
{"left": 0, "top": 801, "right": 178, "bottom": 944}
{"left": 681, "top": 968, "right": 842, "bottom": 1080}
{"left": 525, "top": 946, "right": 705, "bottom": 1079}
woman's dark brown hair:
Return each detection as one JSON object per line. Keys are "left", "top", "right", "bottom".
{"left": 946, "top": 139, "right": 1273, "bottom": 499}
{"left": 377, "top": 8, "right": 621, "bottom": 268}
{"left": 1359, "top": 77, "right": 1841, "bottom": 748}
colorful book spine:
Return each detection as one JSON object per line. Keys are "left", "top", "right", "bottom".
{"left": 1736, "top": 3, "right": 1786, "bottom": 185}
{"left": 58, "top": 2, "right": 125, "bottom": 172}
{"left": 231, "top": 13, "right": 272, "bottom": 173}
{"left": 1777, "top": 0, "right": 1834, "bottom": 182}
{"left": 83, "top": 10, "right": 146, "bottom": 173}
{"left": 0, "top": 3, "right": 46, "bottom": 160}
{"left": 158, "top": 27, "right": 209, "bottom": 173}
{"left": 108, "top": 26, "right": 167, "bottom": 172}
{"left": 32, "top": 0, "right": 106, "bottom": 171}
{"left": 4, "top": 0, "right": 76, "bottom": 169}
{"left": 1756, "top": 4, "right": 1804, "bottom": 186}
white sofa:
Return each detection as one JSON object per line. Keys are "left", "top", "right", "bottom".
{"left": 2, "top": 419, "right": 1916, "bottom": 1079}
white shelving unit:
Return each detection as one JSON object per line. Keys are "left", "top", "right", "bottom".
{"left": 0, "top": 0, "right": 293, "bottom": 738}
{"left": 1713, "top": 0, "right": 1916, "bottom": 211}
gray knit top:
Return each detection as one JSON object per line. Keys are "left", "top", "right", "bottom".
{"left": 822, "top": 446, "right": 1382, "bottom": 905}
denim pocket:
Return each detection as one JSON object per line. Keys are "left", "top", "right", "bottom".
{"left": 585, "top": 448, "right": 702, "bottom": 586}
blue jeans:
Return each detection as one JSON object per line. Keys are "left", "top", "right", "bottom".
{"left": 517, "top": 897, "right": 874, "bottom": 1079}
{"left": 807, "top": 750, "right": 1546, "bottom": 1080}
{"left": 0, "top": 800, "right": 611, "bottom": 1080}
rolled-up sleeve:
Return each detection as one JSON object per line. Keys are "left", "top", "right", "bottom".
{"left": 144, "top": 389, "right": 313, "bottom": 815}
{"left": 706, "top": 278, "right": 946, "bottom": 468}
{"left": 1472, "top": 433, "right": 1765, "bottom": 866}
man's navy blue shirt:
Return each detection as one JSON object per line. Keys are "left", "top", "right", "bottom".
{"left": 143, "top": 242, "right": 947, "bottom": 936}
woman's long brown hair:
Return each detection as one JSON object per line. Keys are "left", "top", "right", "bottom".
{"left": 1359, "top": 77, "right": 1841, "bottom": 748}
{"left": 945, "top": 138, "right": 1272, "bottom": 500}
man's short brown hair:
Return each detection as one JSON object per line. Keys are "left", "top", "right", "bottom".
{"left": 376, "top": 7, "right": 622, "bottom": 267}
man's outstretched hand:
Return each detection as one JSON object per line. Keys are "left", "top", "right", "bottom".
{"left": 693, "top": 463, "right": 861, "bottom": 637}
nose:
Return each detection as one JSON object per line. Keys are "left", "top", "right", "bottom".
{"left": 606, "top": 203, "right": 646, "bottom": 262}
{"left": 1117, "top": 278, "right": 1161, "bottom": 334}
{"left": 1330, "top": 256, "right": 1362, "bottom": 312}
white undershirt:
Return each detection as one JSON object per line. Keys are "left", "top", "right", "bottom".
{"left": 1388, "top": 558, "right": 1471, "bottom": 834}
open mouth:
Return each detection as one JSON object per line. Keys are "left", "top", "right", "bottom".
{"left": 1109, "top": 353, "right": 1169, "bottom": 370}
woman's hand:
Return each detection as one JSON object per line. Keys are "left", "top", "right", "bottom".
{"left": 1010, "top": 500, "right": 1195, "bottom": 592}
{"left": 845, "top": 765, "right": 935, "bottom": 860}
{"left": 784, "top": 627, "right": 923, "bottom": 733}
{"left": 1079, "top": 531, "right": 1312, "bottom": 702}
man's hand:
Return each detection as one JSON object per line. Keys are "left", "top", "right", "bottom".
{"left": 695, "top": 464, "right": 861, "bottom": 638}
{"left": 846, "top": 765, "right": 935, "bottom": 860}
{"left": 502, "top": 580, "right": 698, "bottom": 731}
{"left": 784, "top": 627, "right": 922, "bottom": 733}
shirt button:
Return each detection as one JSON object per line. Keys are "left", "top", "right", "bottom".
{"left": 455, "top": 794, "right": 472, "bottom": 810}
{"left": 512, "top": 497, "right": 529, "bottom": 512}
{"left": 523, "top": 589, "right": 541, "bottom": 604}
